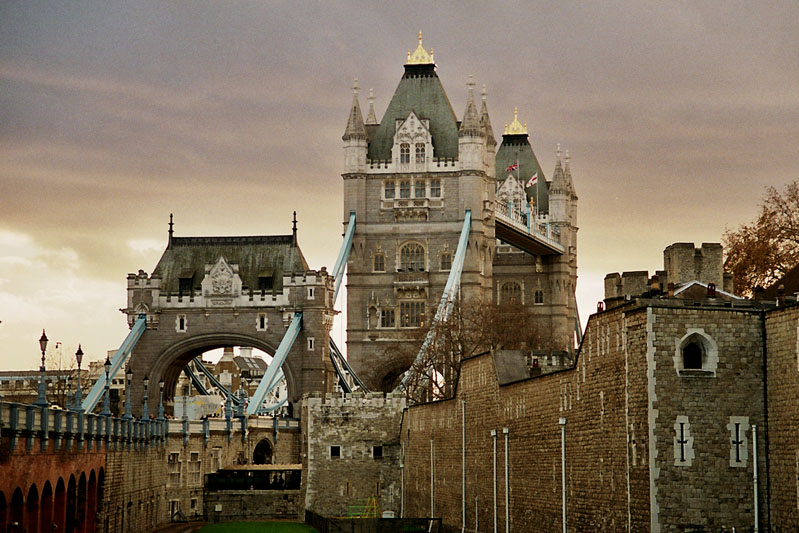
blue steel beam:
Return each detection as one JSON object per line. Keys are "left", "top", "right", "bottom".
{"left": 82, "top": 315, "right": 146, "bottom": 412}
{"left": 246, "top": 312, "right": 302, "bottom": 415}
{"left": 183, "top": 365, "right": 210, "bottom": 395}
{"left": 192, "top": 357, "right": 241, "bottom": 404}
{"left": 332, "top": 212, "right": 356, "bottom": 305}
{"left": 398, "top": 210, "right": 471, "bottom": 392}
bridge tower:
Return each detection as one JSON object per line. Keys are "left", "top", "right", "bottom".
{"left": 343, "top": 34, "right": 497, "bottom": 391}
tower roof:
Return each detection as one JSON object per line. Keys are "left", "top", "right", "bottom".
{"left": 495, "top": 108, "right": 548, "bottom": 213}
{"left": 480, "top": 85, "right": 497, "bottom": 147}
{"left": 458, "top": 75, "right": 482, "bottom": 138}
{"left": 342, "top": 79, "right": 367, "bottom": 141}
{"left": 367, "top": 36, "right": 459, "bottom": 161}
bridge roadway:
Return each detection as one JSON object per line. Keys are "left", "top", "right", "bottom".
{"left": 0, "top": 401, "right": 296, "bottom": 532}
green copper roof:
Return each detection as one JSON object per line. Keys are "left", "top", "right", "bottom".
{"left": 152, "top": 235, "right": 309, "bottom": 294}
{"left": 496, "top": 133, "right": 548, "bottom": 213}
{"left": 367, "top": 64, "right": 459, "bottom": 161}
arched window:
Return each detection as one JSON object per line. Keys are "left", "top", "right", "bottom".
{"left": 400, "top": 243, "right": 425, "bottom": 272}
{"left": 373, "top": 253, "right": 385, "bottom": 272}
{"left": 415, "top": 143, "right": 425, "bottom": 163}
{"left": 682, "top": 342, "right": 703, "bottom": 369}
{"left": 400, "top": 143, "right": 410, "bottom": 164}
{"left": 415, "top": 180, "right": 426, "bottom": 198}
{"left": 384, "top": 181, "right": 395, "bottom": 199}
{"left": 534, "top": 290, "right": 544, "bottom": 304}
{"left": 430, "top": 179, "right": 441, "bottom": 198}
{"left": 440, "top": 252, "right": 452, "bottom": 271}
{"left": 399, "top": 180, "right": 411, "bottom": 199}
{"left": 501, "top": 282, "right": 521, "bottom": 304}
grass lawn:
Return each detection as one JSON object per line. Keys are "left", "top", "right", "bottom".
{"left": 197, "top": 522, "right": 318, "bottom": 532}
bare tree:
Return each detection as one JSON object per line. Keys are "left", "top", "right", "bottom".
{"left": 723, "top": 181, "right": 799, "bottom": 296}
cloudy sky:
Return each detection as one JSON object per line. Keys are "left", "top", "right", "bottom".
{"left": 1, "top": 2, "right": 798, "bottom": 370}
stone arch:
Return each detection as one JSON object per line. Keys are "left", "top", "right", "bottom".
{"left": 253, "top": 438, "right": 274, "bottom": 465}
{"left": 54, "top": 478, "right": 66, "bottom": 533}
{"left": 674, "top": 328, "right": 719, "bottom": 375}
{"left": 10, "top": 487, "right": 23, "bottom": 531}
{"left": 141, "top": 333, "right": 297, "bottom": 405}
{"left": 376, "top": 358, "right": 414, "bottom": 393}
{"left": 398, "top": 241, "right": 426, "bottom": 272}
{"left": 77, "top": 472, "right": 87, "bottom": 532}
{"left": 40, "top": 481, "right": 53, "bottom": 532}
{"left": 86, "top": 470, "right": 97, "bottom": 533}
{"left": 25, "top": 483, "right": 38, "bottom": 533}
{"left": 65, "top": 475, "right": 76, "bottom": 533}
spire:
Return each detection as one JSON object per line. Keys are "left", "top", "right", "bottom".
{"left": 459, "top": 74, "right": 482, "bottom": 137}
{"left": 342, "top": 78, "right": 367, "bottom": 141}
{"left": 406, "top": 31, "right": 434, "bottom": 65}
{"left": 292, "top": 211, "right": 298, "bottom": 247}
{"left": 365, "top": 88, "right": 378, "bottom": 125}
{"left": 504, "top": 107, "right": 528, "bottom": 135}
{"left": 564, "top": 149, "right": 577, "bottom": 197}
{"left": 550, "top": 144, "right": 568, "bottom": 195}
{"left": 168, "top": 213, "right": 174, "bottom": 249}
{"left": 479, "top": 84, "right": 496, "bottom": 147}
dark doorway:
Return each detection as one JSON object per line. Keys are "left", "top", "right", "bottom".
{"left": 40, "top": 482, "right": 53, "bottom": 532}
{"left": 253, "top": 439, "right": 274, "bottom": 465}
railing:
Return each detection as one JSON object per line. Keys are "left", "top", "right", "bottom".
{"left": 494, "top": 202, "right": 563, "bottom": 252}
{"left": 395, "top": 271, "right": 429, "bottom": 284}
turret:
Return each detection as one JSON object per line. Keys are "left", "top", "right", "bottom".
{"left": 549, "top": 146, "right": 569, "bottom": 224}
{"left": 479, "top": 85, "right": 497, "bottom": 178}
{"left": 458, "top": 75, "right": 484, "bottom": 171}
{"left": 342, "top": 78, "right": 367, "bottom": 173}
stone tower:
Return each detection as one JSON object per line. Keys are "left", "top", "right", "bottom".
{"left": 343, "top": 34, "right": 496, "bottom": 391}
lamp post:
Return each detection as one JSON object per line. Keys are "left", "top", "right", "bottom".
{"left": 74, "top": 345, "right": 84, "bottom": 412}
{"left": 34, "top": 329, "right": 49, "bottom": 407}
{"left": 157, "top": 379, "right": 165, "bottom": 421}
{"left": 101, "top": 356, "right": 112, "bottom": 416}
{"left": 142, "top": 374, "right": 150, "bottom": 419}
{"left": 123, "top": 366, "right": 133, "bottom": 420}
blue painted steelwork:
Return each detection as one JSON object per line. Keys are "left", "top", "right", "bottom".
{"left": 82, "top": 315, "right": 146, "bottom": 412}
{"left": 332, "top": 212, "right": 356, "bottom": 304}
{"left": 329, "top": 339, "right": 369, "bottom": 392}
{"left": 182, "top": 364, "right": 209, "bottom": 395}
{"left": 246, "top": 312, "right": 302, "bottom": 415}
{"left": 192, "top": 357, "right": 241, "bottom": 404}
{"left": 398, "top": 210, "right": 472, "bottom": 392}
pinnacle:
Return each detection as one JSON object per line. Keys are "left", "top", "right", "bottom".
{"left": 459, "top": 76, "right": 482, "bottom": 138}
{"left": 343, "top": 79, "right": 367, "bottom": 141}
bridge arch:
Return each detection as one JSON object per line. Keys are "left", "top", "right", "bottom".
{"left": 25, "top": 483, "right": 37, "bottom": 533}
{"left": 40, "top": 481, "right": 52, "bottom": 532}
{"left": 138, "top": 332, "right": 298, "bottom": 409}
{"left": 253, "top": 438, "right": 274, "bottom": 465}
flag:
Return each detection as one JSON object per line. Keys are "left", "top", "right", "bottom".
{"left": 505, "top": 163, "right": 518, "bottom": 172}
{"left": 526, "top": 172, "right": 538, "bottom": 188}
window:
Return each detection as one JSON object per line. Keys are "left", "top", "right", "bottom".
{"left": 673, "top": 416, "right": 695, "bottom": 466}
{"left": 307, "top": 338, "right": 315, "bottom": 351}
{"left": 399, "top": 180, "right": 411, "bottom": 199}
{"left": 330, "top": 445, "right": 341, "bottom": 458}
{"left": 683, "top": 342, "right": 702, "bottom": 369}
{"left": 727, "top": 416, "right": 750, "bottom": 467}
{"left": 400, "top": 143, "right": 410, "bottom": 164}
{"left": 307, "top": 287, "right": 315, "bottom": 299}
{"left": 373, "top": 254, "right": 385, "bottom": 272}
{"left": 415, "top": 143, "right": 425, "bottom": 164}
{"left": 399, "top": 243, "right": 425, "bottom": 272}
{"left": 534, "top": 290, "right": 544, "bottom": 304}
{"left": 190, "top": 499, "right": 197, "bottom": 512}
{"left": 400, "top": 301, "right": 425, "bottom": 328}
{"left": 430, "top": 179, "right": 441, "bottom": 198}
{"left": 258, "top": 276, "right": 273, "bottom": 294}
{"left": 440, "top": 253, "right": 452, "bottom": 271}
{"left": 380, "top": 309, "right": 395, "bottom": 328}
{"left": 168, "top": 453, "right": 181, "bottom": 486}
{"left": 384, "top": 181, "right": 395, "bottom": 199}
{"left": 189, "top": 452, "right": 201, "bottom": 485}
{"left": 500, "top": 282, "right": 521, "bottom": 304}
{"left": 373, "top": 445, "right": 383, "bottom": 458}
{"left": 415, "top": 180, "right": 426, "bottom": 198}
{"left": 178, "top": 277, "right": 192, "bottom": 298}
{"left": 257, "top": 313, "right": 267, "bottom": 331}
{"left": 176, "top": 314, "right": 187, "bottom": 333}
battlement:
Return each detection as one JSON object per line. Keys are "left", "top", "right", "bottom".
{"left": 303, "top": 391, "right": 406, "bottom": 411}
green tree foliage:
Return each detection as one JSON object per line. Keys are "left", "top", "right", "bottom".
{"left": 723, "top": 181, "right": 799, "bottom": 296}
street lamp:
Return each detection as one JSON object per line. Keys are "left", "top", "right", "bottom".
{"left": 142, "top": 374, "right": 150, "bottom": 419}
{"left": 74, "top": 345, "right": 84, "bottom": 412}
{"left": 34, "top": 329, "right": 49, "bottom": 407}
{"left": 101, "top": 356, "right": 112, "bottom": 416}
{"left": 123, "top": 366, "right": 133, "bottom": 420}
{"left": 157, "top": 378, "right": 165, "bottom": 421}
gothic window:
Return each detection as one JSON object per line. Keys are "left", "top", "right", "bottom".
{"left": 176, "top": 314, "right": 187, "bottom": 333}
{"left": 683, "top": 342, "right": 702, "bottom": 369}
{"left": 373, "top": 253, "right": 385, "bottom": 272}
{"left": 400, "top": 143, "right": 410, "bottom": 164}
{"left": 440, "top": 252, "right": 452, "bottom": 271}
{"left": 500, "top": 282, "right": 521, "bottom": 304}
{"left": 400, "top": 301, "right": 426, "bottom": 328}
{"left": 415, "top": 143, "right": 425, "bottom": 164}
{"left": 384, "top": 181, "right": 395, "bottom": 199}
{"left": 534, "top": 290, "right": 544, "bottom": 304}
{"left": 430, "top": 179, "right": 441, "bottom": 198}
{"left": 256, "top": 313, "right": 267, "bottom": 331}
{"left": 307, "top": 338, "right": 315, "bottom": 351}
{"left": 415, "top": 180, "right": 426, "bottom": 198}
{"left": 399, "top": 180, "right": 411, "bottom": 199}
{"left": 399, "top": 242, "right": 425, "bottom": 272}
{"left": 380, "top": 309, "right": 395, "bottom": 328}
{"left": 307, "top": 287, "right": 314, "bottom": 299}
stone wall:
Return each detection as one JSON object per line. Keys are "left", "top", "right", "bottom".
{"left": 302, "top": 392, "right": 405, "bottom": 518}
{"left": 204, "top": 490, "right": 302, "bottom": 523}
{"left": 765, "top": 304, "right": 799, "bottom": 530}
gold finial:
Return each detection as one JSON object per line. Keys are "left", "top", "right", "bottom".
{"left": 506, "top": 107, "right": 528, "bottom": 135}
{"left": 406, "top": 32, "right": 434, "bottom": 65}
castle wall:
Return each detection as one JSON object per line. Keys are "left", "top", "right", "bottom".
{"left": 765, "top": 305, "right": 799, "bottom": 530}
{"left": 301, "top": 392, "right": 405, "bottom": 518}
